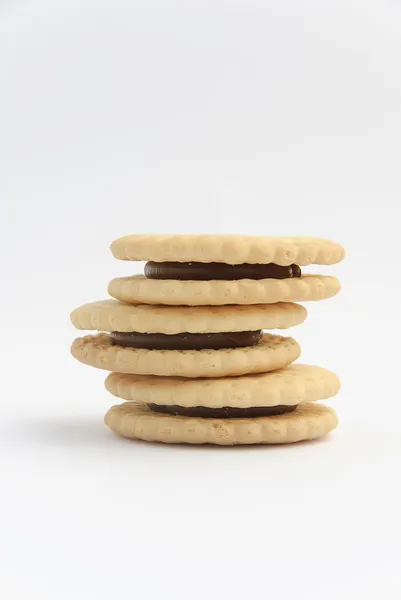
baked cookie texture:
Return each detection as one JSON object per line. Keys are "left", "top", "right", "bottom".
{"left": 108, "top": 274, "right": 340, "bottom": 306}
{"left": 71, "top": 333, "right": 301, "bottom": 378}
{"left": 110, "top": 234, "right": 345, "bottom": 266}
{"left": 104, "top": 402, "right": 338, "bottom": 445}
{"left": 70, "top": 234, "right": 344, "bottom": 445}
{"left": 105, "top": 365, "right": 341, "bottom": 408}
{"left": 70, "top": 299, "right": 307, "bottom": 333}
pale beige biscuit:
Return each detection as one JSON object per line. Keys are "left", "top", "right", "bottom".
{"left": 104, "top": 402, "right": 338, "bottom": 445}
{"left": 70, "top": 299, "right": 307, "bottom": 333}
{"left": 71, "top": 333, "right": 301, "bottom": 377}
{"left": 110, "top": 234, "right": 345, "bottom": 266}
{"left": 108, "top": 274, "right": 340, "bottom": 306}
{"left": 105, "top": 364, "right": 340, "bottom": 408}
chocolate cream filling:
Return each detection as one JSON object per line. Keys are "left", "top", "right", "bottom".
{"left": 110, "top": 330, "right": 262, "bottom": 350}
{"left": 144, "top": 261, "right": 302, "bottom": 281}
{"left": 148, "top": 404, "right": 297, "bottom": 418}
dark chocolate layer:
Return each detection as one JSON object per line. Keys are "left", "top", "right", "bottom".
{"left": 144, "top": 261, "right": 302, "bottom": 281}
{"left": 110, "top": 330, "right": 262, "bottom": 350}
{"left": 148, "top": 403, "right": 297, "bottom": 418}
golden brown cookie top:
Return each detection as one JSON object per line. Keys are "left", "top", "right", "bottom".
{"left": 105, "top": 364, "right": 341, "bottom": 408}
{"left": 110, "top": 234, "right": 345, "bottom": 265}
{"left": 70, "top": 299, "right": 306, "bottom": 334}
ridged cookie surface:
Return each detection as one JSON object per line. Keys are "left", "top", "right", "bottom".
{"left": 70, "top": 299, "right": 307, "bottom": 333}
{"left": 110, "top": 234, "right": 345, "bottom": 266}
{"left": 108, "top": 274, "right": 340, "bottom": 306}
{"left": 104, "top": 402, "right": 338, "bottom": 445}
{"left": 71, "top": 333, "right": 301, "bottom": 377}
{"left": 105, "top": 364, "right": 340, "bottom": 408}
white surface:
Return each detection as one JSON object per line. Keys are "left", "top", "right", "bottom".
{"left": 1, "top": 0, "right": 401, "bottom": 598}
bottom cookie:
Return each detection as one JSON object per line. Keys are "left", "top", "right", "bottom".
{"left": 104, "top": 402, "right": 338, "bottom": 446}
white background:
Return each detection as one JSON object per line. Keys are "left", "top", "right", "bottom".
{"left": 1, "top": 1, "right": 401, "bottom": 598}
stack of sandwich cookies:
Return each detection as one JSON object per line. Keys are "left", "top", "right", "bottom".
{"left": 70, "top": 234, "right": 344, "bottom": 445}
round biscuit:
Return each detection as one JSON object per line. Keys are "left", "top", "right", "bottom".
{"left": 71, "top": 333, "right": 301, "bottom": 378}
{"left": 110, "top": 234, "right": 345, "bottom": 266}
{"left": 70, "top": 299, "right": 307, "bottom": 333}
{"left": 108, "top": 274, "right": 340, "bottom": 306}
{"left": 105, "top": 364, "right": 340, "bottom": 408}
{"left": 104, "top": 402, "right": 338, "bottom": 445}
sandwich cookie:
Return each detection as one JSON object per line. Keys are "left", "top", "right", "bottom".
{"left": 70, "top": 299, "right": 304, "bottom": 377}
{"left": 104, "top": 365, "right": 340, "bottom": 444}
{"left": 109, "top": 235, "right": 343, "bottom": 305}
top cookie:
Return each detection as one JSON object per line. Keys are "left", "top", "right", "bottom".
{"left": 110, "top": 234, "right": 345, "bottom": 266}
